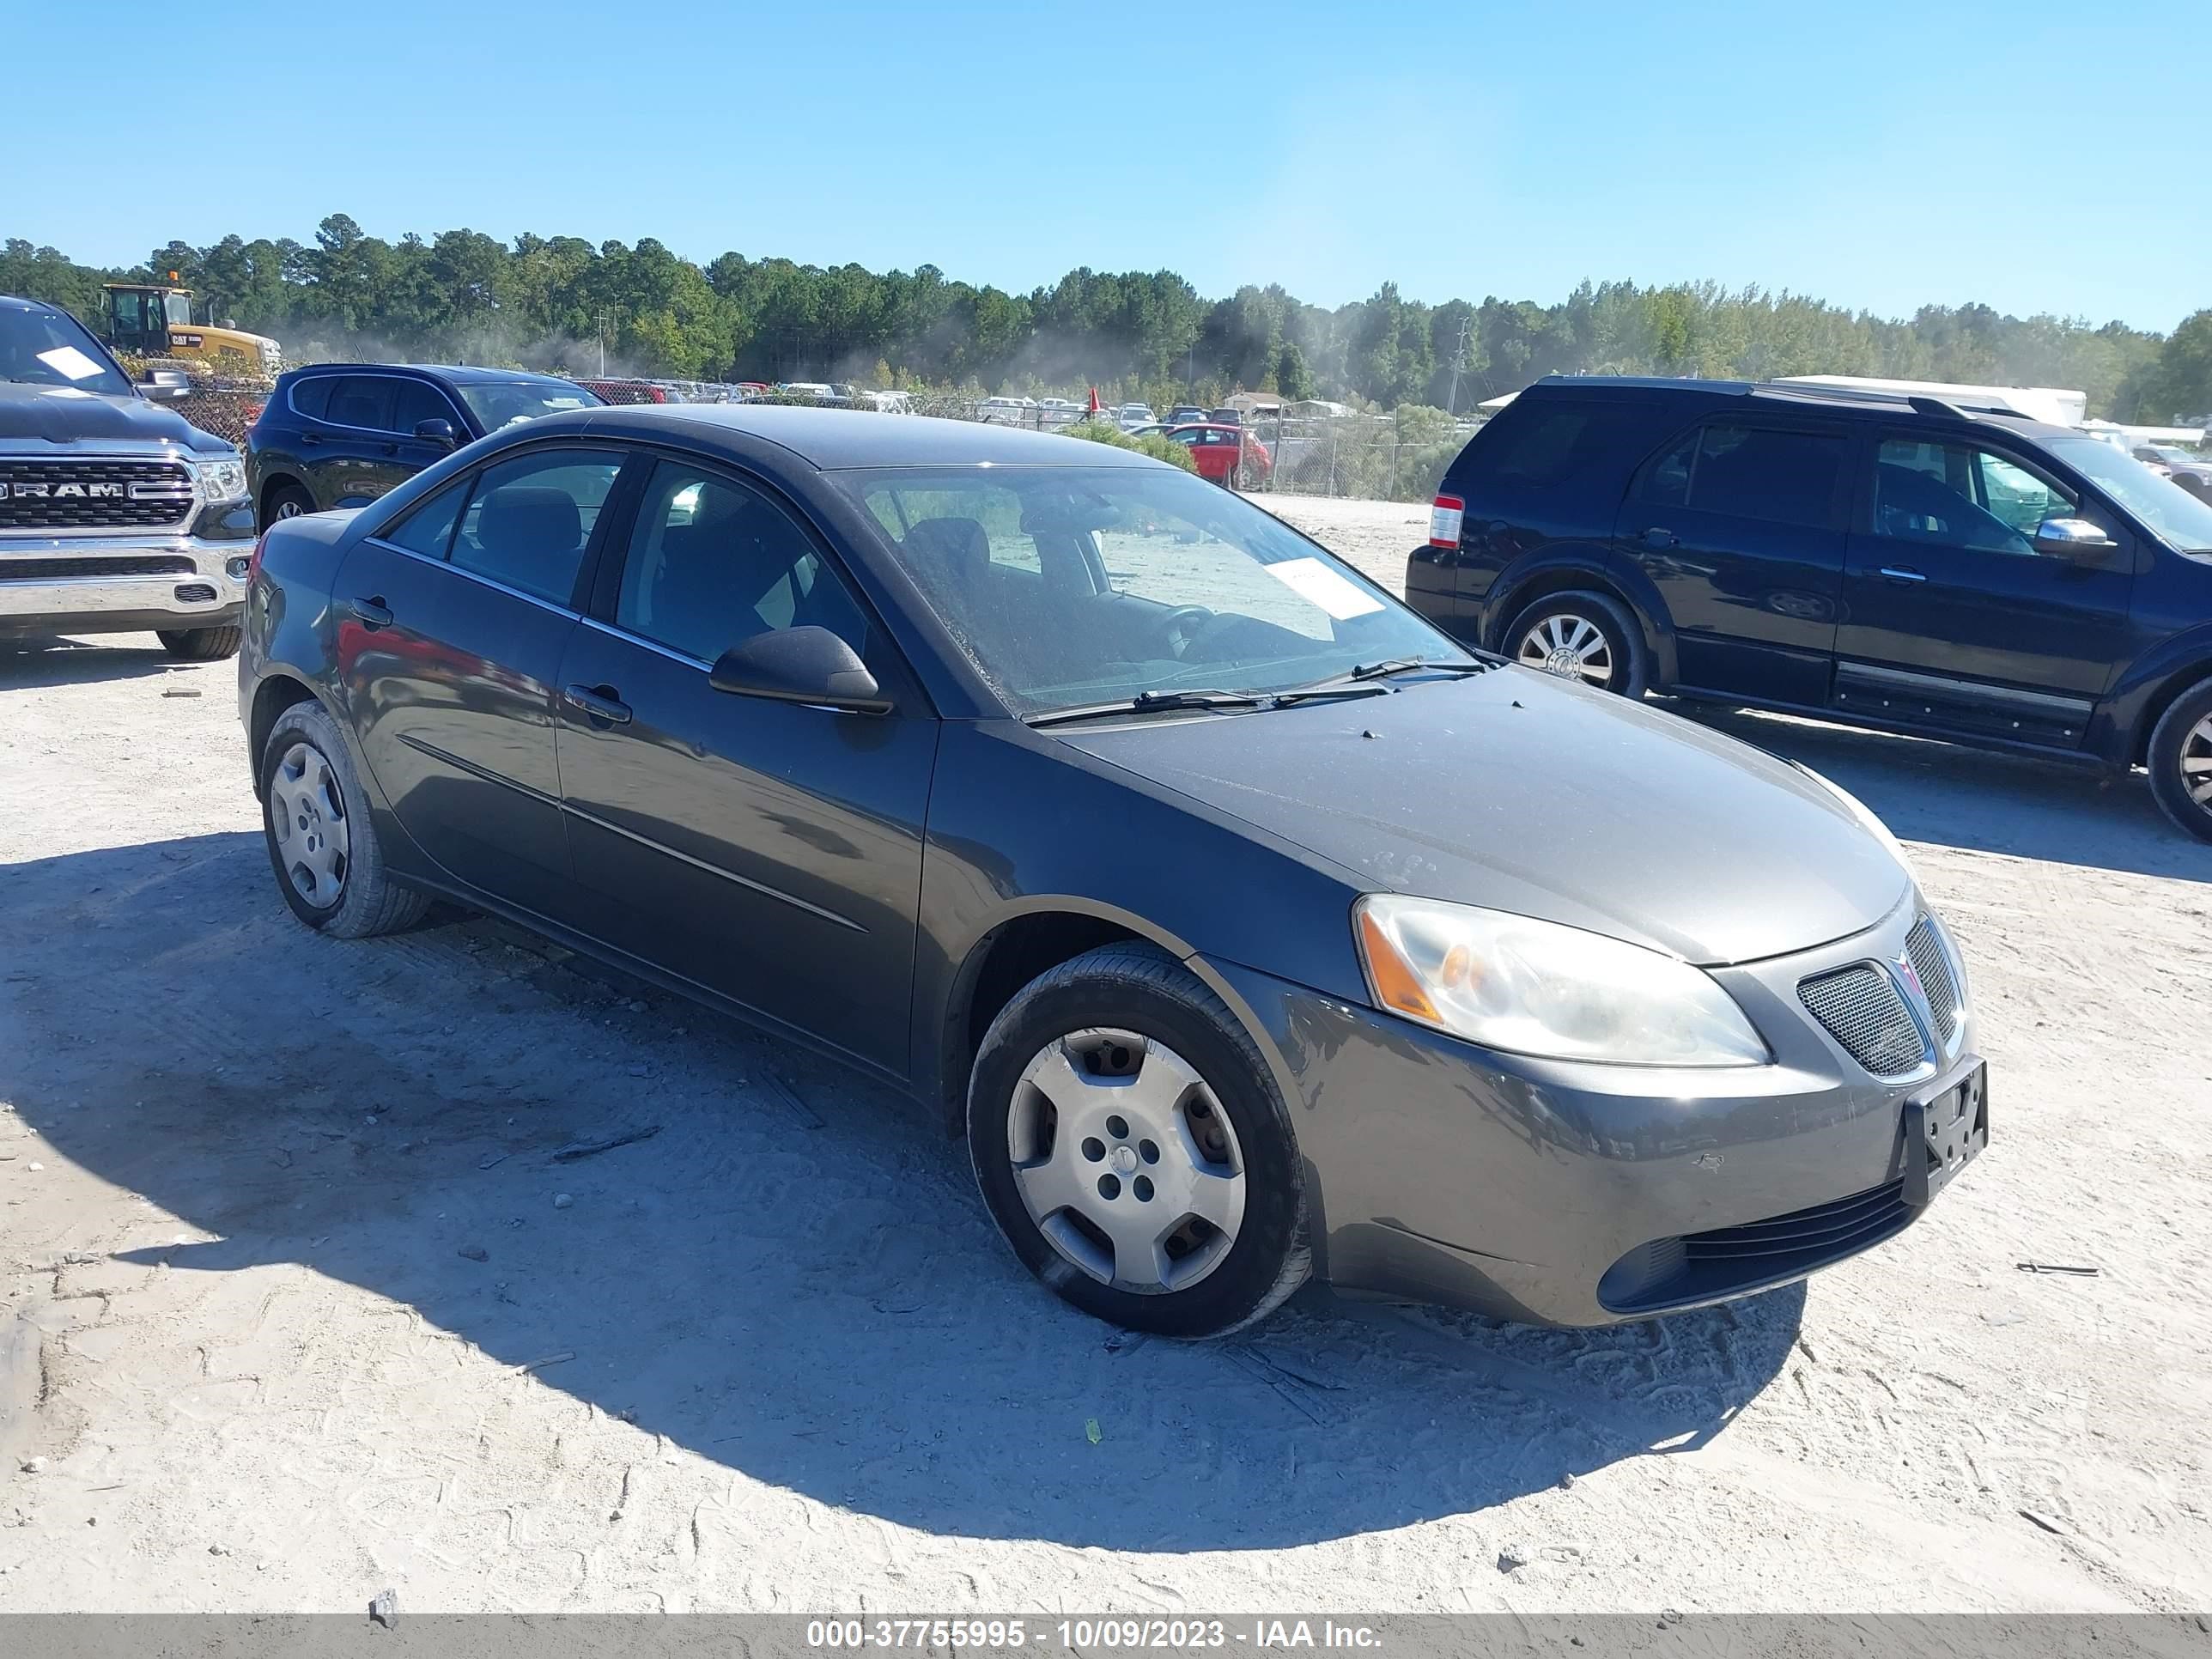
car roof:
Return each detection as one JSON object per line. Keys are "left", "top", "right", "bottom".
{"left": 559, "top": 403, "right": 1163, "bottom": 470}
{"left": 1522, "top": 374, "right": 2078, "bottom": 439}
{"left": 287, "top": 362, "right": 586, "bottom": 387}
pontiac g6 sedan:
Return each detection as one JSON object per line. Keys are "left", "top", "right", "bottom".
{"left": 238, "top": 405, "right": 1984, "bottom": 1336}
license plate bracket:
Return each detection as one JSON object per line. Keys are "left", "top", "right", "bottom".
{"left": 1902, "top": 1061, "right": 1988, "bottom": 1208}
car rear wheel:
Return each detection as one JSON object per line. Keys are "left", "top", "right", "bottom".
{"left": 261, "top": 482, "right": 315, "bottom": 532}
{"left": 156, "top": 625, "right": 241, "bottom": 661}
{"left": 1506, "top": 591, "right": 1649, "bottom": 697}
{"left": 967, "top": 944, "right": 1310, "bottom": 1337}
{"left": 2147, "top": 678, "right": 2212, "bottom": 844}
{"left": 259, "top": 700, "right": 431, "bottom": 936}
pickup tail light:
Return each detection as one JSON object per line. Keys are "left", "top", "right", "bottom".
{"left": 1429, "top": 495, "right": 1465, "bottom": 549}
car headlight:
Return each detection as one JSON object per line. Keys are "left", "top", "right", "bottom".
{"left": 198, "top": 454, "right": 249, "bottom": 504}
{"left": 1792, "top": 763, "right": 1915, "bottom": 881}
{"left": 1352, "top": 895, "right": 1770, "bottom": 1067}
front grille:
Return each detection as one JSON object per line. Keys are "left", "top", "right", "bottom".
{"left": 0, "top": 555, "right": 197, "bottom": 582}
{"left": 1600, "top": 1179, "right": 1912, "bottom": 1313}
{"left": 1905, "top": 918, "right": 1961, "bottom": 1050}
{"left": 1800, "top": 964, "right": 1927, "bottom": 1077}
{"left": 0, "top": 459, "right": 195, "bottom": 532}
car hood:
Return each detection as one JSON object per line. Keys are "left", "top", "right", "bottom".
{"left": 0, "top": 382, "right": 225, "bottom": 453}
{"left": 1056, "top": 668, "right": 1911, "bottom": 966}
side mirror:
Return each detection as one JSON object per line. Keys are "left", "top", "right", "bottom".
{"left": 413, "top": 418, "right": 458, "bottom": 449}
{"left": 709, "top": 625, "right": 890, "bottom": 714}
{"left": 2032, "top": 516, "right": 2118, "bottom": 561}
{"left": 139, "top": 368, "right": 191, "bottom": 404}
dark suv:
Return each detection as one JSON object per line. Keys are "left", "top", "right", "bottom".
{"left": 246, "top": 363, "right": 600, "bottom": 528}
{"left": 1407, "top": 376, "right": 2212, "bottom": 841}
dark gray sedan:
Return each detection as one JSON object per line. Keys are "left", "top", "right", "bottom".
{"left": 238, "top": 405, "right": 1985, "bottom": 1336}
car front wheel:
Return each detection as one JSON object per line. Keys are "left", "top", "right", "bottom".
{"left": 2148, "top": 678, "right": 2212, "bottom": 844}
{"left": 259, "top": 699, "right": 431, "bottom": 936}
{"left": 968, "top": 944, "right": 1310, "bottom": 1337}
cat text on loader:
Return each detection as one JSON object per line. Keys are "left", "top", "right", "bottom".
{"left": 100, "top": 276, "right": 283, "bottom": 380}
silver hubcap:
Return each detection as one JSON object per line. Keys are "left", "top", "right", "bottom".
{"left": 269, "top": 740, "right": 350, "bottom": 908}
{"left": 1518, "top": 613, "right": 1615, "bottom": 686}
{"left": 2183, "top": 714, "right": 2212, "bottom": 811}
{"left": 1006, "top": 1029, "right": 1246, "bottom": 1295}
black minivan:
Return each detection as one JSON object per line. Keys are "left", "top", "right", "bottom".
{"left": 1407, "top": 376, "right": 2212, "bottom": 841}
{"left": 246, "top": 363, "right": 600, "bottom": 529}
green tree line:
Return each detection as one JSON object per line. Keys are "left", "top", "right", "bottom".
{"left": 3, "top": 216, "right": 2205, "bottom": 422}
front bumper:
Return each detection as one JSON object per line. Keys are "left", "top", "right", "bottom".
{"left": 1206, "top": 893, "right": 1982, "bottom": 1326}
{"left": 0, "top": 527, "right": 252, "bottom": 635}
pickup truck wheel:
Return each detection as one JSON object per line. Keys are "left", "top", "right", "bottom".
{"left": 261, "top": 482, "right": 315, "bottom": 531}
{"left": 1506, "top": 591, "right": 1650, "bottom": 697}
{"left": 156, "top": 625, "right": 241, "bottom": 661}
{"left": 259, "top": 700, "right": 431, "bottom": 936}
{"left": 2148, "top": 678, "right": 2212, "bottom": 844}
{"left": 968, "top": 944, "right": 1310, "bottom": 1338}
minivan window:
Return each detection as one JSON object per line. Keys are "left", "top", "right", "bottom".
{"left": 1644, "top": 422, "right": 1845, "bottom": 528}
{"left": 388, "top": 379, "right": 459, "bottom": 436}
{"left": 2045, "top": 434, "right": 2212, "bottom": 553}
{"left": 324, "top": 376, "right": 394, "bottom": 432}
{"left": 448, "top": 449, "right": 625, "bottom": 605}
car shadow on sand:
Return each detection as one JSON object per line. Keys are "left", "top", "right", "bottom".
{"left": 1674, "top": 701, "right": 2208, "bottom": 884}
{"left": 2, "top": 830, "right": 1805, "bottom": 1553}
{"left": 0, "top": 635, "right": 205, "bottom": 689}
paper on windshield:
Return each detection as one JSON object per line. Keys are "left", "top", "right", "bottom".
{"left": 1263, "top": 556, "right": 1384, "bottom": 620}
{"left": 36, "top": 345, "right": 106, "bottom": 382}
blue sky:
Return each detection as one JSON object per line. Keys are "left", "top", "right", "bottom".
{"left": 12, "top": 1, "right": 2203, "bottom": 331}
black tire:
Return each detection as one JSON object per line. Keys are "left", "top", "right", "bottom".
{"left": 2147, "top": 677, "right": 2212, "bottom": 844}
{"left": 967, "top": 943, "right": 1310, "bottom": 1338}
{"left": 1503, "top": 590, "right": 1650, "bottom": 698}
{"left": 156, "top": 624, "right": 241, "bottom": 661}
{"left": 260, "top": 481, "right": 316, "bottom": 532}
{"left": 258, "top": 699, "right": 431, "bottom": 937}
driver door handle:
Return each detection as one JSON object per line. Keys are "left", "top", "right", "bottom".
{"left": 563, "top": 684, "right": 632, "bottom": 725}
{"left": 1879, "top": 566, "right": 1929, "bottom": 584}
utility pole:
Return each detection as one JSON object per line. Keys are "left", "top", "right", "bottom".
{"left": 1446, "top": 316, "right": 1472, "bottom": 417}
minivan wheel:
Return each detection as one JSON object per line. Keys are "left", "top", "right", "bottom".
{"left": 2147, "top": 678, "right": 2212, "bottom": 844}
{"left": 968, "top": 944, "right": 1310, "bottom": 1337}
{"left": 261, "top": 482, "right": 315, "bottom": 531}
{"left": 258, "top": 700, "right": 431, "bottom": 936}
{"left": 1506, "top": 591, "right": 1649, "bottom": 697}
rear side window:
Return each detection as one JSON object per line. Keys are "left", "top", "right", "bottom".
{"left": 288, "top": 376, "right": 334, "bottom": 421}
{"left": 448, "top": 448, "right": 625, "bottom": 605}
{"left": 324, "top": 375, "right": 394, "bottom": 432}
{"left": 1642, "top": 422, "right": 1846, "bottom": 529}
{"left": 1474, "top": 399, "right": 1653, "bottom": 491}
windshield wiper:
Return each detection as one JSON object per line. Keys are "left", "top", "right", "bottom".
{"left": 1346, "top": 656, "right": 1492, "bottom": 682}
{"left": 1025, "top": 689, "right": 1269, "bottom": 727}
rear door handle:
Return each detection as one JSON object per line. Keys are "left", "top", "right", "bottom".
{"left": 349, "top": 596, "right": 393, "bottom": 629}
{"left": 1640, "top": 526, "right": 1679, "bottom": 550}
{"left": 1878, "top": 566, "right": 1928, "bottom": 584}
{"left": 563, "top": 684, "right": 632, "bottom": 725}
{"left": 300, "top": 432, "right": 322, "bottom": 446}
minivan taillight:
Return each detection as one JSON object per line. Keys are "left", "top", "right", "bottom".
{"left": 1429, "top": 495, "right": 1465, "bottom": 549}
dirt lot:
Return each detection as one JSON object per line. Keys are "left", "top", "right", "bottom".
{"left": 2, "top": 496, "right": 2208, "bottom": 1613}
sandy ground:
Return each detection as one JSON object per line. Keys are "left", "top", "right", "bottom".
{"left": 1, "top": 495, "right": 2208, "bottom": 1615}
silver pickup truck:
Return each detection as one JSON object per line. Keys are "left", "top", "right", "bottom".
{"left": 2, "top": 293, "right": 257, "bottom": 660}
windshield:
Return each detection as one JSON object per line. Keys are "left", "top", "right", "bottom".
{"left": 0, "top": 305, "right": 133, "bottom": 397}
{"left": 2046, "top": 435, "right": 2212, "bottom": 553}
{"left": 456, "top": 380, "right": 603, "bottom": 430}
{"left": 840, "top": 464, "right": 1468, "bottom": 715}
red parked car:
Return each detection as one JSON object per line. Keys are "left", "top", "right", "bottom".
{"left": 1166, "top": 422, "right": 1272, "bottom": 488}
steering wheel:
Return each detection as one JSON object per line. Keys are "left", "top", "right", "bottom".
{"left": 1159, "top": 605, "right": 1216, "bottom": 658}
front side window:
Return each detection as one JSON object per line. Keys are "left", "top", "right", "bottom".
{"left": 1644, "top": 422, "right": 1846, "bottom": 527}
{"left": 448, "top": 448, "right": 624, "bottom": 605}
{"left": 837, "top": 464, "right": 1464, "bottom": 716}
{"left": 617, "top": 461, "right": 871, "bottom": 662}
{"left": 324, "top": 376, "right": 394, "bottom": 432}
{"left": 388, "top": 379, "right": 459, "bottom": 436}
{"left": 1871, "top": 438, "right": 2075, "bottom": 555}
